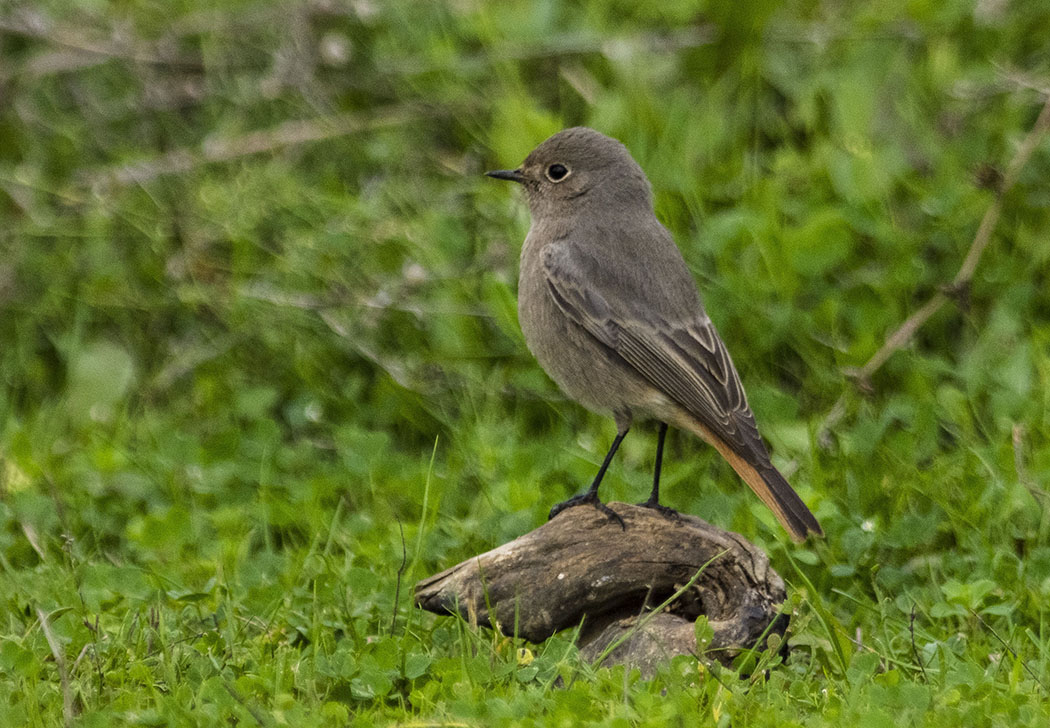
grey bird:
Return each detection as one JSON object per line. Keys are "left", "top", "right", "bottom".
{"left": 487, "top": 127, "right": 822, "bottom": 542}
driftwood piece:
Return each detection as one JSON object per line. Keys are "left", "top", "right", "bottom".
{"left": 415, "top": 503, "right": 787, "bottom": 673}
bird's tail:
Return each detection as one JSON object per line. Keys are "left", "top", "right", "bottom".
{"left": 709, "top": 437, "right": 823, "bottom": 542}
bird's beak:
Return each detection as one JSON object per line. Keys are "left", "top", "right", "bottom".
{"left": 486, "top": 169, "right": 525, "bottom": 184}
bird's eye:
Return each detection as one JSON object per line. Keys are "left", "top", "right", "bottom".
{"left": 545, "top": 163, "right": 570, "bottom": 182}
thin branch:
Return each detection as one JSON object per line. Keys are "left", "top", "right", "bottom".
{"left": 851, "top": 291, "right": 950, "bottom": 385}
{"left": 81, "top": 107, "right": 417, "bottom": 189}
{"left": 389, "top": 26, "right": 716, "bottom": 76}
{"left": 970, "top": 608, "right": 1048, "bottom": 696}
{"left": 0, "top": 10, "right": 202, "bottom": 69}
{"left": 819, "top": 93, "right": 1050, "bottom": 444}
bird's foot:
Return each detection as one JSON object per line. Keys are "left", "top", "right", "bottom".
{"left": 549, "top": 492, "right": 625, "bottom": 530}
{"left": 636, "top": 497, "right": 682, "bottom": 522}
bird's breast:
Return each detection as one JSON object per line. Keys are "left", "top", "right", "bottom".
{"left": 517, "top": 230, "right": 654, "bottom": 420}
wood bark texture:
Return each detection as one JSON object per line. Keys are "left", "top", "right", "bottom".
{"left": 415, "top": 503, "right": 788, "bottom": 672}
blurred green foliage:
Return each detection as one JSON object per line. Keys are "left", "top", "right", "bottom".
{"left": 1, "top": 0, "right": 1049, "bottom": 724}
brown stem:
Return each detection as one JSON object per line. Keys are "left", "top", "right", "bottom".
{"left": 819, "top": 93, "right": 1050, "bottom": 444}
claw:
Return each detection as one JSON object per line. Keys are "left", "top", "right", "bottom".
{"left": 549, "top": 491, "right": 625, "bottom": 530}
{"left": 636, "top": 498, "right": 682, "bottom": 522}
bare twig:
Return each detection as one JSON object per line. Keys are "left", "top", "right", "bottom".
{"left": 992, "top": 66, "right": 1050, "bottom": 98}
{"left": 970, "top": 608, "right": 1047, "bottom": 696}
{"left": 389, "top": 26, "right": 716, "bottom": 76}
{"left": 819, "top": 93, "right": 1050, "bottom": 445}
{"left": 0, "top": 9, "right": 202, "bottom": 69}
{"left": 81, "top": 107, "right": 417, "bottom": 189}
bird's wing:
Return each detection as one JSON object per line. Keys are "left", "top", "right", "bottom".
{"left": 542, "top": 242, "right": 769, "bottom": 464}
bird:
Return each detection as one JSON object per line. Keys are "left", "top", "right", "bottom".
{"left": 486, "top": 126, "right": 822, "bottom": 542}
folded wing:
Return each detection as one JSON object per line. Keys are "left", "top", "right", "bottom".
{"left": 542, "top": 241, "right": 823, "bottom": 541}
{"left": 542, "top": 242, "right": 768, "bottom": 466}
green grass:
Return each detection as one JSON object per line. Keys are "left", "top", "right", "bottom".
{"left": 2, "top": 0, "right": 1050, "bottom": 725}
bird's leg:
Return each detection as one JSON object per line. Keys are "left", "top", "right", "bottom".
{"left": 549, "top": 428, "right": 627, "bottom": 529}
{"left": 638, "top": 422, "right": 680, "bottom": 520}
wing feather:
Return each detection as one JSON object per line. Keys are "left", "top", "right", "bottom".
{"left": 542, "top": 243, "right": 769, "bottom": 464}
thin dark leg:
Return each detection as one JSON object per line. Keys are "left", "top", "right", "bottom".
{"left": 648, "top": 422, "right": 668, "bottom": 504}
{"left": 549, "top": 429, "right": 628, "bottom": 529}
{"left": 638, "top": 422, "right": 679, "bottom": 519}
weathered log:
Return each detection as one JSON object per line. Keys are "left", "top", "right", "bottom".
{"left": 414, "top": 503, "right": 787, "bottom": 673}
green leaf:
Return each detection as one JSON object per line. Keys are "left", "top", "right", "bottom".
{"left": 65, "top": 340, "right": 136, "bottom": 424}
